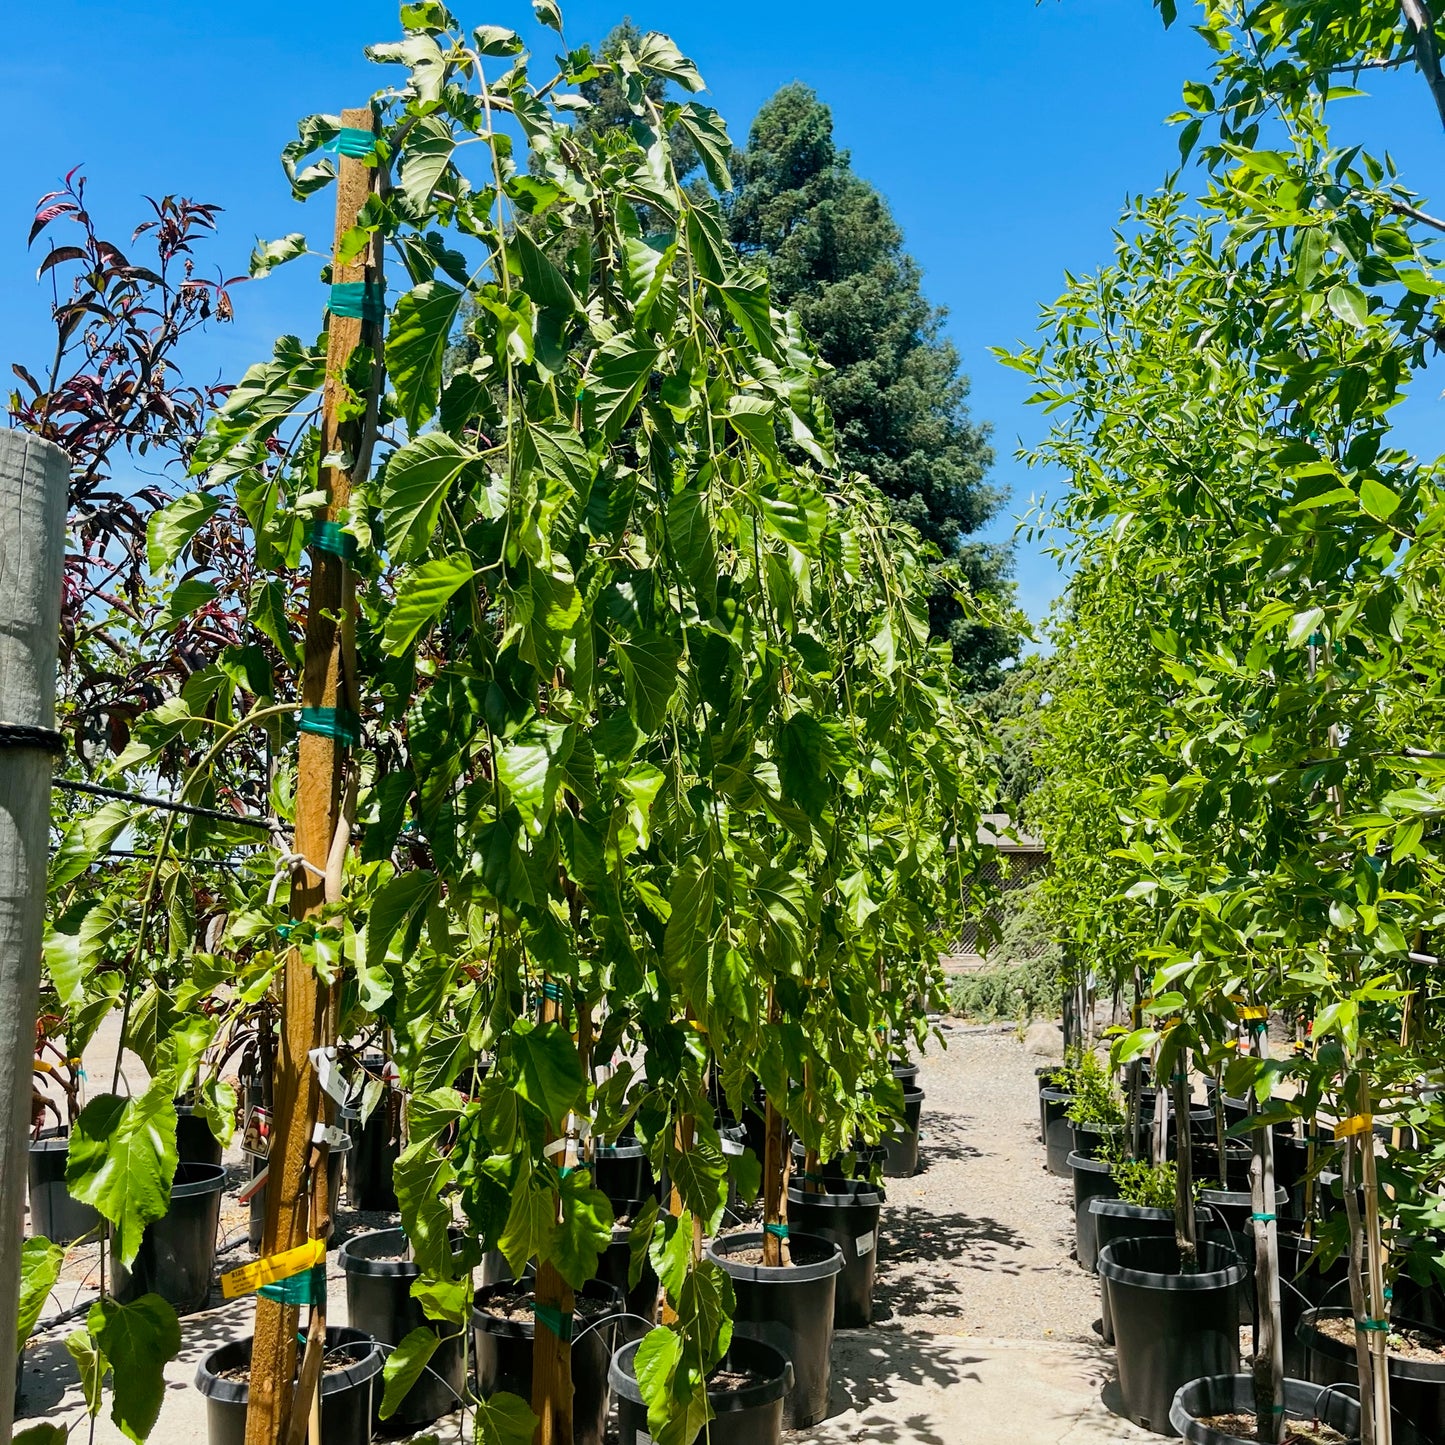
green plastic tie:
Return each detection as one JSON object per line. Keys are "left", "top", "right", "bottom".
{"left": 1249, "top": 1213, "right": 1277, "bottom": 1223}
{"left": 327, "top": 281, "right": 386, "bottom": 323}
{"left": 763, "top": 1222, "right": 789, "bottom": 1239}
{"left": 328, "top": 127, "right": 378, "bottom": 159}
{"left": 532, "top": 1303, "right": 573, "bottom": 1341}
{"left": 307, "top": 520, "right": 358, "bottom": 560}
{"left": 260, "top": 1263, "right": 326, "bottom": 1306}
{"left": 277, "top": 923, "right": 295, "bottom": 941}
{"left": 542, "top": 981, "right": 564, "bottom": 1002}
{"left": 299, "top": 707, "right": 362, "bottom": 747}
{"left": 1357, "top": 1318, "right": 1391, "bottom": 1333}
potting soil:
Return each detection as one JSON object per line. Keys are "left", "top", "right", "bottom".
{"left": 1197, "top": 1412, "right": 1347, "bottom": 1445}
{"left": 1315, "top": 1313, "right": 1445, "bottom": 1361}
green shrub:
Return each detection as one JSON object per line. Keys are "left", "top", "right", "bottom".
{"left": 1113, "top": 1159, "right": 1177, "bottom": 1211}
{"left": 1064, "top": 1050, "right": 1125, "bottom": 1131}
{"left": 949, "top": 954, "right": 1062, "bottom": 1023}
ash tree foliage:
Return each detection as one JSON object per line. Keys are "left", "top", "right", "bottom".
{"left": 1018, "top": 2, "right": 1445, "bottom": 1441}
{"left": 29, "top": 5, "right": 993, "bottom": 1442}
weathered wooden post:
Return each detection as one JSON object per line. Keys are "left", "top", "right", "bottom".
{"left": 0, "top": 430, "right": 69, "bottom": 1443}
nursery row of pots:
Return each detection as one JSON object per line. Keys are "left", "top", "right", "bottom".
{"left": 1038, "top": 1067, "right": 1445, "bottom": 1442}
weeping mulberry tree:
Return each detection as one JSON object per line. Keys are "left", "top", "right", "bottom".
{"left": 48, "top": 4, "right": 999, "bottom": 1441}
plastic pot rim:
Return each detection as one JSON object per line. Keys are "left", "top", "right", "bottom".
{"left": 1298, "top": 1306, "right": 1445, "bottom": 1383}
{"left": 1039, "top": 1087, "right": 1074, "bottom": 1105}
{"left": 194, "top": 1326, "right": 382, "bottom": 1406}
{"left": 339, "top": 1225, "right": 471, "bottom": 1278}
{"left": 1168, "top": 1372, "right": 1361, "bottom": 1443}
{"left": 786, "top": 1182, "right": 885, "bottom": 1210}
{"left": 706, "top": 1229, "right": 843, "bottom": 1285}
{"left": 1097, "top": 1236, "right": 1247, "bottom": 1292}
{"left": 1066, "top": 1151, "right": 1114, "bottom": 1178}
{"left": 471, "top": 1276, "right": 623, "bottom": 1339}
{"left": 592, "top": 1139, "right": 646, "bottom": 1161}
{"left": 1198, "top": 1185, "right": 1288, "bottom": 1209}
{"left": 1090, "top": 1198, "right": 1208, "bottom": 1224}
{"left": 609, "top": 1333, "right": 794, "bottom": 1413}
{"left": 169, "top": 1162, "right": 228, "bottom": 1200}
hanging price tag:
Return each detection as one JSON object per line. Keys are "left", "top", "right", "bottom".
{"left": 242, "top": 1105, "right": 272, "bottom": 1159}
{"left": 1236, "top": 1005, "right": 1268, "bottom": 1021}
{"left": 308, "top": 1047, "right": 347, "bottom": 1106}
{"left": 220, "top": 1238, "right": 325, "bottom": 1300}
{"left": 1335, "top": 1114, "right": 1373, "bottom": 1139}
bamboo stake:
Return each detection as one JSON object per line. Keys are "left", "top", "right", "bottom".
{"left": 1357, "top": 1070, "right": 1393, "bottom": 1445}
{"left": 760, "top": 989, "right": 790, "bottom": 1267}
{"left": 243, "top": 104, "right": 377, "bottom": 1445}
{"left": 531, "top": 981, "right": 574, "bottom": 1445}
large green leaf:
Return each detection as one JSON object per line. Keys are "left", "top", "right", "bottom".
{"left": 386, "top": 281, "right": 465, "bottom": 432}
{"left": 512, "top": 227, "right": 578, "bottom": 313}
{"left": 401, "top": 115, "right": 456, "bottom": 212}
{"left": 675, "top": 103, "right": 733, "bottom": 190}
{"left": 394, "top": 1140, "right": 458, "bottom": 1278}
{"left": 511, "top": 1019, "right": 586, "bottom": 1127}
{"left": 89, "top": 1294, "right": 181, "bottom": 1443}
{"left": 65, "top": 1328, "right": 104, "bottom": 1416}
{"left": 18, "top": 1237, "right": 64, "bottom": 1349}
{"left": 474, "top": 1392, "right": 539, "bottom": 1445}
{"left": 495, "top": 720, "right": 573, "bottom": 835}
{"left": 366, "top": 870, "right": 441, "bottom": 969}
{"left": 587, "top": 334, "right": 659, "bottom": 440}
{"left": 380, "top": 1327, "right": 441, "bottom": 1420}
{"left": 379, "top": 433, "right": 477, "bottom": 563}
{"left": 665, "top": 486, "right": 717, "bottom": 608}
{"left": 498, "top": 1174, "right": 556, "bottom": 1274}
{"left": 50, "top": 802, "right": 133, "bottom": 889}
{"left": 145, "top": 491, "right": 221, "bottom": 575}
{"left": 67, "top": 1084, "right": 177, "bottom": 1267}
{"left": 615, "top": 632, "right": 683, "bottom": 731}
{"left": 635, "top": 32, "right": 705, "bottom": 91}
{"left": 551, "top": 1173, "right": 613, "bottom": 1288}
{"left": 634, "top": 1325, "right": 711, "bottom": 1445}
{"left": 382, "top": 553, "right": 476, "bottom": 655}
{"left": 663, "top": 853, "right": 714, "bottom": 978}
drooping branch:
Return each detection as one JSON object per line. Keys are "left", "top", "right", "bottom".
{"left": 1400, "top": 0, "right": 1445, "bottom": 132}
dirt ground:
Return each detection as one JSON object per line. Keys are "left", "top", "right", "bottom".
{"left": 20, "top": 1019, "right": 1151, "bottom": 1443}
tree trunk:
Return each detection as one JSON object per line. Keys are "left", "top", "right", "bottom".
{"left": 1172, "top": 1057, "right": 1196, "bottom": 1271}
{"left": 0, "top": 430, "right": 68, "bottom": 1445}
{"left": 1248, "top": 1024, "right": 1284, "bottom": 1445}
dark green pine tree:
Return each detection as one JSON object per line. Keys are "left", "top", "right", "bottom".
{"left": 727, "top": 83, "right": 1016, "bottom": 688}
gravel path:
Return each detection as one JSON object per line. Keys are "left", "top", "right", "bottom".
{"left": 873, "top": 1022, "right": 1100, "bottom": 1344}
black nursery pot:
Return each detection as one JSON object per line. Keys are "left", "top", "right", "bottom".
{"left": 1276, "top": 1232, "right": 1349, "bottom": 1379}
{"left": 1299, "top": 1306, "right": 1445, "bottom": 1445}
{"left": 789, "top": 1138, "right": 887, "bottom": 1185}
{"left": 892, "top": 1058, "right": 921, "bottom": 1089}
{"left": 1090, "top": 1200, "right": 1211, "bottom": 1345}
{"left": 112, "top": 1162, "right": 226, "bottom": 1314}
{"left": 249, "top": 1137, "right": 349, "bottom": 1252}
{"left": 883, "top": 1088, "right": 924, "bottom": 1179}
{"left": 1198, "top": 1184, "right": 1288, "bottom": 1327}
{"left": 346, "top": 1095, "right": 401, "bottom": 1212}
{"left": 339, "top": 1227, "right": 466, "bottom": 1431}
{"left": 594, "top": 1201, "right": 661, "bottom": 1342}
{"left": 1040, "top": 1088, "right": 1075, "bottom": 1178}
{"left": 195, "top": 1326, "right": 382, "bottom": 1445}
{"left": 787, "top": 1180, "right": 883, "bottom": 1329}
{"left": 1169, "top": 1373, "right": 1363, "bottom": 1444}
{"left": 611, "top": 1334, "right": 794, "bottom": 1445}
{"left": 176, "top": 1102, "right": 225, "bottom": 1168}
{"left": 707, "top": 1229, "right": 843, "bottom": 1429}
{"left": 1096, "top": 1235, "right": 1244, "bottom": 1436}
{"left": 591, "top": 1139, "right": 653, "bottom": 1212}
{"left": 472, "top": 1278, "right": 622, "bottom": 1445}
{"left": 1066, "top": 1153, "right": 1119, "bottom": 1273}
{"left": 27, "top": 1128, "right": 99, "bottom": 1245}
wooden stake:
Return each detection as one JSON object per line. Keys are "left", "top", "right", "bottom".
{"left": 761, "top": 1095, "right": 789, "bottom": 1267}
{"left": 243, "top": 105, "right": 378, "bottom": 1445}
{"left": 531, "top": 982, "right": 574, "bottom": 1445}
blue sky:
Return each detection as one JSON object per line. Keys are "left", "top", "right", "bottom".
{"left": 5, "top": 1, "right": 1443, "bottom": 635}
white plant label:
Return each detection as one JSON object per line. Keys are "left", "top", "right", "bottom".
{"left": 855, "top": 1231, "right": 875, "bottom": 1256}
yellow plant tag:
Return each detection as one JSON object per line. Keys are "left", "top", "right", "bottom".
{"left": 1236, "top": 1005, "right": 1267, "bottom": 1021}
{"left": 220, "top": 1238, "right": 325, "bottom": 1300}
{"left": 1334, "top": 1114, "right": 1373, "bottom": 1139}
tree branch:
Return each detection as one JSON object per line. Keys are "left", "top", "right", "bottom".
{"left": 1400, "top": 0, "right": 1445, "bottom": 133}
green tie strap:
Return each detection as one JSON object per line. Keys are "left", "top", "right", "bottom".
{"left": 307, "top": 520, "right": 358, "bottom": 560}
{"left": 532, "top": 1303, "right": 573, "bottom": 1340}
{"left": 299, "top": 707, "right": 362, "bottom": 747}
{"left": 763, "top": 1222, "right": 789, "bottom": 1240}
{"left": 329, "top": 127, "right": 378, "bottom": 159}
{"left": 328, "top": 281, "right": 386, "bottom": 323}
{"left": 260, "top": 1263, "right": 326, "bottom": 1306}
